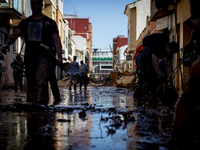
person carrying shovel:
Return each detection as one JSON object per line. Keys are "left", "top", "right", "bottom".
{"left": 2, "top": 0, "right": 63, "bottom": 105}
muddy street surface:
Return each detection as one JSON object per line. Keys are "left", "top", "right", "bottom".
{"left": 0, "top": 85, "right": 175, "bottom": 150}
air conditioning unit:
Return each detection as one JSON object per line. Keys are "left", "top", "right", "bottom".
{"left": 0, "top": 0, "right": 8, "bottom": 3}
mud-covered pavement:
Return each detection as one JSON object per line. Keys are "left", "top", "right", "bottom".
{"left": 0, "top": 85, "right": 175, "bottom": 150}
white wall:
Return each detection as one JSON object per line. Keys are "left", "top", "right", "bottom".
{"left": 72, "top": 36, "right": 86, "bottom": 62}
{"left": 64, "top": 21, "right": 69, "bottom": 62}
{"left": 57, "top": 0, "right": 63, "bottom": 15}
{"left": 24, "top": 0, "right": 32, "bottom": 17}
{"left": 136, "top": 0, "right": 150, "bottom": 40}
{"left": 119, "top": 45, "right": 127, "bottom": 64}
{"left": 71, "top": 40, "right": 76, "bottom": 59}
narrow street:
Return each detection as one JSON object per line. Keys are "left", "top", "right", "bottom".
{"left": 0, "top": 85, "right": 175, "bottom": 150}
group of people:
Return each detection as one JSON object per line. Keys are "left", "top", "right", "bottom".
{"left": 68, "top": 56, "right": 89, "bottom": 93}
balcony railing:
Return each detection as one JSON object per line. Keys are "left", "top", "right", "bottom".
{"left": 0, "top": 0, "right": 8, "bottom": 3}
{"left": 0, "top": 0, "right": 22, "bottom": 19}
{"left": 43, "top": 0, "right": 54, "bottom": 5}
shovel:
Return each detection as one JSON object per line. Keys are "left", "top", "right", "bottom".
{"left": 40, "top": 43, "right": 71, "bottom": 72}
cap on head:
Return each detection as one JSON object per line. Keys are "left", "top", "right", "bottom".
{"left": 168, "top": 42, "right": 179, "bottom": 54}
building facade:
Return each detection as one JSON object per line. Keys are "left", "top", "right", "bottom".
{"left": 149, "top": 0, "right": 191, "bottom": 93}
{"left": 64, "top": 16, "right": 93, "bottom": 71}
{"left": 124, "top": 0, "right": 151, "bottom": 56}
{"left": 0, "top": 0, "right": 68, "bottom": 87}
{"left": 0, "top": 0, "right": 28, "bottom": 87}
{"left": 92, "top": 50, "right": 113, "bottom": 76}
{"left": 113, "top": 35, "right": 128, "bottom": 71}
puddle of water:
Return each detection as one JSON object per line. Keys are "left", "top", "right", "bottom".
{"left": 0, "top": 85, "right": 175, "bottom": 150}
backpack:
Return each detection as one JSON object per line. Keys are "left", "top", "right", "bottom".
{"left": 143, "top": 33, "right": 169, "bottom": 49}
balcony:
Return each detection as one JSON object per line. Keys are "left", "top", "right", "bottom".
{"left": 43, "top": 0, "right": 53, "bottom": 5}
{"left": 0, "top": 0, "right": 8, "bottom": 3}
{"left": 0, "top": 0, "right": 22, "bottom": 19}
{"left": 150, "top": 0, "right": 174, "bottom": 21}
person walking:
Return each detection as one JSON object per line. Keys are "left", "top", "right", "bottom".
{"left": 10, "top": 55, "right": 24, "bottom": 92}
{"left": 2, "top": 0, "right": 63, "bottom": 105}
{"left": 69, "top": 56, "right": 79, "bottom": 93}
{"left": 79, "top": 60, "right": 89, "bottom": 92}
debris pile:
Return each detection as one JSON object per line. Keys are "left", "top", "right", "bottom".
{"left": 103, "top": 76, "right": 114, "bottom": 86}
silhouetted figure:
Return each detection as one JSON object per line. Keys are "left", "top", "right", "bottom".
{"left": 2, "top": 0, "right": 63, "bottom": 105}
{"left": 11, "top": 55, "right": 24, "bottom": 92}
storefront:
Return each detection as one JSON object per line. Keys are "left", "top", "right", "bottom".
{"left": 92, "top": 51, "right": 113, "bottom": 76}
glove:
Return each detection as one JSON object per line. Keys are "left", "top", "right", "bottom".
{"left": 159, "top": 73, "right": 167, "bottom": 83}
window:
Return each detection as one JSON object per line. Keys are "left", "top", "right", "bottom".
{"left": 59, "top": 20, "right": 61, "bottom": 37}
{"left": 25, "top": 0, "right": 32, "bottom": 17}
{"left": 53, "top": 12, "right": 55, "bottom": 20}
{"left": 13, "top": 38, "right": 18, "bottom": 53}
{"left": 1, "top": 31, "right": 8, "bottom": 51}
{"left": 63, "top": 30, "right": 65, "bottom": 44}
{"left": 13, "top": 37, "right": 25, "bottom": 54}
{"left": 100, "top": 65, "right": 113, "bottom": 70}
{"left": 66, "top": 37, "right": 68, "bottom": 48}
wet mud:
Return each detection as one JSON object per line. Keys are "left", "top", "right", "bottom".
{"left": 0, "top": 85, "right": 177, "bottom": 149}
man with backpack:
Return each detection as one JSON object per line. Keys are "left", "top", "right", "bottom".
{"left": 137, "top": 32, "right": 179, "bottom": 96}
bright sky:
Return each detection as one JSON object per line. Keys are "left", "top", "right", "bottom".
{"left": 63, "top": 0, "right": 136, "bottom": 50}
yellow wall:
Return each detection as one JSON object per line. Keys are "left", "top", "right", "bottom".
{"left": 177, "top": 0, "right": 191, "bottom": 24}
{"left": 130, "top": 8, "right": 136, "bottom": 49}
{"left": 174, "top": 0, "right": 192, "bottom": 92}
{"left": 42, "top": 4, "right": 56, "bottom": 19}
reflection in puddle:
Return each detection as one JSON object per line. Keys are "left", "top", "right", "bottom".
{"left": 0, "top": 85, "right": 174, "bottom": 149}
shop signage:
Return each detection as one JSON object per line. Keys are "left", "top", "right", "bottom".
{"left": 92, "top": 57, "right": 113, "bottom": 61}
{"left": 157, "top": 16, "right": 168, "bottom": 30}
